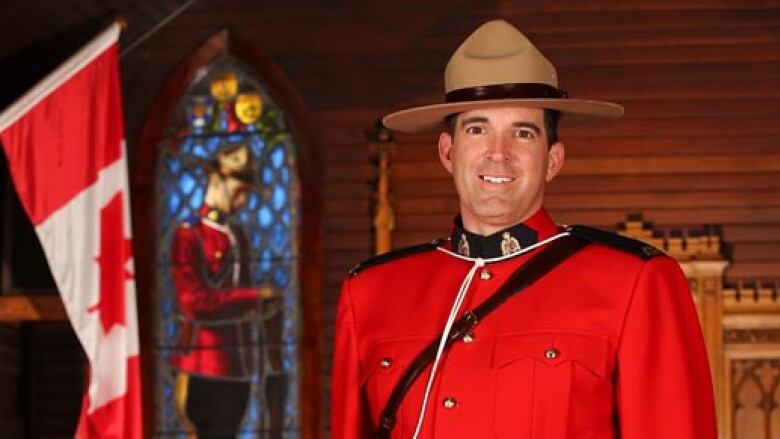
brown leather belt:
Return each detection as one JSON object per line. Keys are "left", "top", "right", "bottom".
{"left": 375, "top": 234, "right": 589, "bottom": 438}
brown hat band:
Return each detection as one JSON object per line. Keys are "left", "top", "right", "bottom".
{"left": 445, "top": 83, "right": 568, "bottom": 103}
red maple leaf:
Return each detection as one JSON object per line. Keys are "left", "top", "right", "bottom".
{"left": 87, "top": 192, "right": 134, "bottom": 334}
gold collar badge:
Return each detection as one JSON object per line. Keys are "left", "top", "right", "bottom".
{"left": 457, "top": 234, "right": 470, "bottom": 257}
{"left": 501, "top": 231, "right": 522, "bottom": 256}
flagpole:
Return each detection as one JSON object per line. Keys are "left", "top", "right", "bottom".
{"left": 116, "top": 16, "right": 129, "bottom": 32}
{"left": 119, "top": 0, "right": 200, "bottom": 58}
{"left": 0, "top": 22, "right": 121, "bottom": 133}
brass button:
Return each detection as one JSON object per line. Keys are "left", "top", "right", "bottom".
{"left": 214, "top": 251, "right": 223, "bottom": 259}
{"left": 462, "top": 333, "right": 474, "bottom": 344}
{"left": 442, "top": 397, "right": 457, "bottom": 409}
{"left": 379, "top": 357, "right": 392, "bottom": 368}
{"left": 479, "top": 269, "right": 492, "bottom": 280}
{"left": 544, "top": 348, "right": 559, "bottom": 359}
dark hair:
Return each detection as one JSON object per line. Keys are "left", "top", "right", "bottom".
{"left": 444, "top": 109, "right": 561, "bottom": 147}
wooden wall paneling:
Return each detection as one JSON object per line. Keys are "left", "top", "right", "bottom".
{"left": 23, "top": 323, "right": 85, "bottom": 438}
{"left": 0, "top": 324, "right": 23, "bottom": 437}
{"left": 560, "top": 63, "right": 780, "bottom": 85}
{"left": 728, "top": 262, "right": 780, "bottom": 278}
{"left": 507, "top": 8, "right": 780, "bottom": 33}
{"left": 731, "top": 243, "right": 780, "bottom": 261}
{"left": 727, "top": 225, "right": 780, "bottom": 241}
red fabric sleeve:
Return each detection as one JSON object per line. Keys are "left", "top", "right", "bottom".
{"left": 171, "top": 227, "right": 259, "bottom": 320}
{"left": 616, "top": 256, "right": 717, "bottom": 438}
{"left": 331, "top": 278, "right": 373, "bottom": 438}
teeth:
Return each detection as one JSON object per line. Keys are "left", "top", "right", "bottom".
{"left": 481, "top": 175, "right": 513, "bottom": 184}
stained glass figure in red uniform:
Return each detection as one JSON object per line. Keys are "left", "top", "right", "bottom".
{"left": 170, "top": 142, "right": 286, "bottom": 438}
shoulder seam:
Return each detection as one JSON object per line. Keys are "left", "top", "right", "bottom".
{"left": 348, "top": 239, "right": 444, "bottom": 277}
{"left": 567, "top": 225, "right": 664, "bottom": 260}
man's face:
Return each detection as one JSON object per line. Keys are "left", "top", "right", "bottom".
{"left": 438, "top": 107, "right": 565, "bottom": 235}
{"left": 218, "top": 145, "right": 250, "bottom": 175}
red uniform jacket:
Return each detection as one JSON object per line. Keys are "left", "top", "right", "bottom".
{"left": 169, "top": 215, "right": 260, "bottom": 379}
{"left": 331, "top": 209, "right": 716, "bottom": 438}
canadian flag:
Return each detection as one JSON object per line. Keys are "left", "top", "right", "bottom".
{"left": 0, "top": 23, "right": 142, "bottom": 438}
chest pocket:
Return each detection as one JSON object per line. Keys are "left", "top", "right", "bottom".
{"left": 361, "top": 336, "right": 432, "bottom": 437}
{"left": 492, "top": 330, "right": 613, "bottom": 439}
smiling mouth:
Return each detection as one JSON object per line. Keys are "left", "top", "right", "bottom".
{"left": 479, "top": 174, "right": 515, "bottom": 184}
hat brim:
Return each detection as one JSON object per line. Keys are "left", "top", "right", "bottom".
{"left": 382, "top": 98, "right": 624, "bottom": 133}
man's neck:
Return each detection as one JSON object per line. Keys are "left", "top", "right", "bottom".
{"left": 460, "top": 216, "right": 533, "bottom": 237}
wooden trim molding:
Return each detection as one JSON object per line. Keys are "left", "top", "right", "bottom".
{"left": 132, "top": 28, "right": 322, "bottom": 439}
{"left": 0, "top": 294, "right": 66, "bottom": 322}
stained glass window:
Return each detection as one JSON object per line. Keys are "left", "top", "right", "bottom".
{"left": 154, "top": 55, "right": 299, "bottom": 438}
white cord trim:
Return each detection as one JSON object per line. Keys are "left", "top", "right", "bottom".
{"left": 411, "top": 231, "right": 569, "bottom": 438}
{"left": 411, "top": 257, "right": 482, "bottom": 439}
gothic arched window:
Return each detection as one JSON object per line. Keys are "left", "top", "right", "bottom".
{"left": 153, "top": 54, "right": 302, "bottom": 438}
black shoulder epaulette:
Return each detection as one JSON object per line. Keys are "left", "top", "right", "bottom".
{"left": 567, "top": 225, "right": 663, "bottom": 260}
{"left": 348, "top": 239, "right": 444, "bottom": 277}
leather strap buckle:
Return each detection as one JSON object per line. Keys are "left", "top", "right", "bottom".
{"left": 448, "top": 311, "right": 479, "bottom": 341}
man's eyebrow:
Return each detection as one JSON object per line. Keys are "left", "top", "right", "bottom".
{"left": 512, "top": 121, "right": 541, "bottom": 134}
{"left": 459, "top": 116, "right": 489, "bottom": 126}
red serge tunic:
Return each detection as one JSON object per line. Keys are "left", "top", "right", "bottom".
{"left": 169, "top": 212, "right": 260, "bottom": 379}
{"left": 331, "top": 209, "right": 716, "bottom": 438}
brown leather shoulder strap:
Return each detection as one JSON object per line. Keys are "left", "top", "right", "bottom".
{"left": 375, "top": 234, "right": 589, "bottom": 438}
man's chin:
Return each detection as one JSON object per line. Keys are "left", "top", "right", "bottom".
{"left": 464, "top": 211, "right": 526, "bottom": 232}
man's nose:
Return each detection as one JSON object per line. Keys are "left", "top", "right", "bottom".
{"left": 485, "top": 135, "right": 509, "bottom": 160}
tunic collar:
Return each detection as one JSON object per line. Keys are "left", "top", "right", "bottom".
{"left": 449, "top": 208, "right": 559, "bottom": 258}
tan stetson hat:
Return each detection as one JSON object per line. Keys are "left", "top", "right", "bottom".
{"left": 383, "top": 20, "right": 624, "bottom": 133}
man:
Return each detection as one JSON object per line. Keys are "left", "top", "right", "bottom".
{"left": 170, "top": 142, "right": 286, "bottom": 438}
{"left": 331, "top": 20, "right": 716, "bottom": 438}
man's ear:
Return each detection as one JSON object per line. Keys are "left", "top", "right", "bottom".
{"left": 438, "top": 132, "right": 455, "bottom": 174}
{"left": 545, "top": 141, "right": 565, "bottom": 182}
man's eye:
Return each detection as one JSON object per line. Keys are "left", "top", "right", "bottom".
{"left": 465, "top": 126, "right": 484, "bottom": 135}
{"left": 514, "top": 129, "right": 534, "bottom": 139}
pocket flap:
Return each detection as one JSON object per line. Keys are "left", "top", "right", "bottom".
{"left": 493, "top": 330, "right": 611, "bottom": 378}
